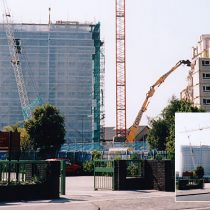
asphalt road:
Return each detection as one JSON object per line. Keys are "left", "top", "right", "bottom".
{"left": 1, "top": 176, "right": 210, "bottom": 210}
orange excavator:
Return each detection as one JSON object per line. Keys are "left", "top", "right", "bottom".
{"left": 126, "top": 60, "right": 191, "bottom": 143}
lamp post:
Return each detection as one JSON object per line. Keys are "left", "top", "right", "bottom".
{"left": 81, "top": 115, "right": 84, "bottom": 161}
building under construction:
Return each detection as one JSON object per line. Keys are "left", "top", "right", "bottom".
{"left": 181, "top": 34, "right": 210, "bottom": 111}
{"left": 181, "top": 145, "right": 210, "bottom": 177}
{"left": 0, "top": 21, "right": 105, "bottom": 144}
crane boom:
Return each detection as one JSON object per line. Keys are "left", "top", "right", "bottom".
{"left": 3, "top": 0, "right": 40, "bottom": 119}
{"left": 127, "top": 60, "right": 191, "bottom": 142}
{"left": 181, "top": 125, "right": 210, "bottom": 133}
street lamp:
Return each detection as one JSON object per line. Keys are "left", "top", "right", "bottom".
{"left": 81, "top": 116, "right": 84, "bottom": 160}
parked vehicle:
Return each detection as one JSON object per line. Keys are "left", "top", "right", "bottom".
{"left": 46, "top": 158, "right": 82, "bottom": 175}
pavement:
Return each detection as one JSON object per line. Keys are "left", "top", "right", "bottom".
{"left": 2, "top": 177, "right": 210, "bottom": 209}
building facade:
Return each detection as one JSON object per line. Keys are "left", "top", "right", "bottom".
{"left": 181, "top": 145, "right": 210, "bottom": 177}
{"left": 0, "top": 21, "right": 104, "bottom": 144}
{"left": 181, "top": 34, "right": 210, "bottom": 111}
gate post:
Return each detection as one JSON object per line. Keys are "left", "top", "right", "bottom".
{"left": 113, "top": 160, "right": 126, "bottom": 190}
{"left": 94, "top": 160, "right": 96, "bottom": 190}
{"left": 60, "top": 160, "right": 66, "bottom": 195}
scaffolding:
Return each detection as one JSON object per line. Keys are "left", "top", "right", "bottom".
{"left": 100, "top": 43, "right": 105, "bottom": 142}
{"left": 92, "top": 23, "right": 102, "bottom": 143}
{"left": 0, "top": 22, "right": 97, "bottom": 142}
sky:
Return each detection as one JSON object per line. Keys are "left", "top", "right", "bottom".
{"left": 1, "top": 0, "right": 210, "bottom": 127}
{"left": 175, "top": 113, "right": 210, "bottom": 172}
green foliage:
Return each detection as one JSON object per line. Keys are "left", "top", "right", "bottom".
{"left": 83, "top": 151, "right": 102, "bottom": 175}
{"left": 147, "top": 97, "right": 205, "bottom": 154}
{"left": 155, "top": 154, "right": 163, "bottom": 160}
{"left": 130, "top": 153, "right": 140, "bottom": 160}
{"left": 2, "top": 125, "right": 18, "bottom": 132}
{"left": 83, "top": 160, "right": 94, "bottom": 175}
{"left": 24, "top": 103, "right": 66, "bottom": 157}
{"left": 147, "top": 118, "right": 169, "bottom": 151}
{"left": 166, "top": 123, "right": 175, "bottom": 154}
{"left": 194, "top": 166, "right": 204, "bottom": 178}
{"left": 114, "top": 156, "right": 122, "bottom": 160}
{"left": 127, "top": 163, "right": 139, "bottom": 176}
{"left": 18, "top": 127, "right": 32, "bottom": 151}
{"left": 91, "top": 150, "right": 101, "bottom": 160}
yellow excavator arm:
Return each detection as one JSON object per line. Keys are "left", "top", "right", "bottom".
{"left": 126, "top": 60, "right": 191, "bottom": 143}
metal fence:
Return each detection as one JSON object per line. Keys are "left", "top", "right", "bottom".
{"left": 94, "top": 160, "right": 144, "bottom": 190}
{"left": 60, "top": 141, "right": 149, "bottom": 152}
{"left": 0, "top": 160, "right": 48, "bottom": 185}
{"left": 94, "top": 160, "right": 115, "bottom": 190}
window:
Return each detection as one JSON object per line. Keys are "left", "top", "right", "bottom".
{"left": 202, "top": 60, "right": 210, "bottom": 66}
{"left": 203, "top": 99, "right": 210, "bottom": 105}
{"left": 203, "top": 73, "right": 210, "bottom": 79}
{"left": 203, "top": 86, "right": 210, "bottom": 92}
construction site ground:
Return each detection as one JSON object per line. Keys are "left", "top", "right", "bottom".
{"left": 1, "top": 176, "right": 210, "bottom": 210}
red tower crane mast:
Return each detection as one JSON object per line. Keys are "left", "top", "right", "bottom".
{"left": 115, "top": 0, "right": 127, "bottom": 140}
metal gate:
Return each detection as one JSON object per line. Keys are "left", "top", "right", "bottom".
{"left": 94, "top": 160, "right": 115, "bottom": 190}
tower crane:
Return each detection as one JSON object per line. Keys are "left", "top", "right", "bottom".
{"left": 187, "top": 134, "right": 196, "bottom": 170}
{"left": 3, "top": 0, "right": 41, "bottom": 120}
{"left": 127, "top": 59, "right": 191, "bottom": 142}
{"left": 115, "top": 0, "right": 127, "bottom": 139}
{"left": 181, "top": 126, "right": 210, "bottom": 133}
{"left": 180, "top": 126, "right": 210, "bottom": 170}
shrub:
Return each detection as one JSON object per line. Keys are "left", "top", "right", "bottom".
{"left": 127, "top": 163, "right": 139, "bottom": 177}
{"left": 114, "top": 156, "right": 122, "bottom": 160}
{"left": 83, "top": 160, "right": 94, "bottom": 175}
{"left": 177, "top": 179, "right": 204, "bottom": 190}
{"left": 155, "top": 154, "right": 163, "bottom": 160}
{"left": 194, "top": 166, "right": 204, "bottom": 179}
{"left": 130, "top": 153, "right": 140, "bottom": 160}
{"left": 92, "top": 150, "right": 101, "bottom": 160}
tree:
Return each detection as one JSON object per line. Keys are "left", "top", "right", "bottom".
{"left": 24, "top": 103, "right": 66, "bottom": 157}
{"left": 18, "top": 127, "right": 31, "bottom": 151}
{"left": 147, "top": 97, "right": 205, "bottom": 154}
{"left": 194, "top": 166, "right": 204, "bottom": 179}
{"left": 83, "top": 150, "right": 102, "bottom": 175}
{"left": 147, "top": 118, "right": 169, "bottom": 151}
{"left": 3, "top": 124, "right": 18, "bottom": 132}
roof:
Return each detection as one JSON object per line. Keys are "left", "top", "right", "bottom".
{"left": 104, "top": 126, "right": 149, "bottom": 141}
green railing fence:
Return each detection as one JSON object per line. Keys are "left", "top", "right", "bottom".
{"left": 94, "top": 160, "right": 115, "bottom": 190}
{"left": 0, "top": 160, "right": 66, "bottom": 195}
{"left": 94, "top": 160, "right": 144, "bottom": 190}
{"left": 0, "top": 160, "right": 48, "bottom": 185}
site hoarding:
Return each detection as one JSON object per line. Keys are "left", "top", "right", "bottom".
{"left": 0, "top": 131, "right": 20, "bottom": 151}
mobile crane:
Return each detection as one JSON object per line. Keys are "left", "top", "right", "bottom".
{"left": 126, "top": 59, "right": 191, "bottom": 143}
